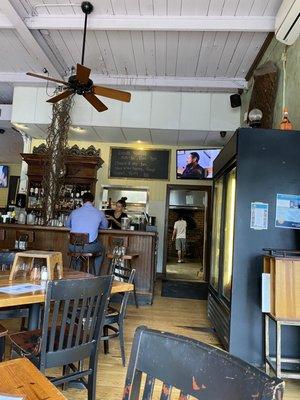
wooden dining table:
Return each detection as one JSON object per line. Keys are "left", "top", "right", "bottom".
{"left": 0, "top": 269, "right": 133, "bottom": 329}
{"left": 0, "top": 357, "right": 66, "bottom": 399}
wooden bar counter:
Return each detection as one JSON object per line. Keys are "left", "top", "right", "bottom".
{"left": 0, "top": 224, "right": 157, "bottom": 304}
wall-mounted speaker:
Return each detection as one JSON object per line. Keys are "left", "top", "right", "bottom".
{"left": 230, "top": 94, "right": 241, "bottom": 108}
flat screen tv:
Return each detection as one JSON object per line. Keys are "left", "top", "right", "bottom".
{"left": 0, "top": 165, "right": 9, "bottom": 188}
{"left": 176, "top": 149, "right": 221, "bottom": 179}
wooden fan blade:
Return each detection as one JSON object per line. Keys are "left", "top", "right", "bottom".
{"left": 26, "top": 72, "right": 68, "bottom": 86}
{"left": 92, "top": 85, "right": 131, "bottom": 102}
{"left": 83, "top": 92, "right": 108, "bottom": 112}
{"left": 46, "top": 89, "right": 73, "bottom": 103}
{"left": 76, "top": 63, "right": 91, "bottom": 84}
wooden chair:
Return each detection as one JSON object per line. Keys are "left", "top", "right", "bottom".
{"left": 9, "top": 275, "right": 113, "bottom": 400}
{"left": 0, "top": 324, "right": 8, "bottom": 361}
{"left": 107, "top": 236, "right": 138, "bottom": 308}
{"left": 101, "top": 266, "right": 135, "bottom": 366}
{"left": 0, "top": 250, "right": 29, "bottom": 337}
{"left": 68, "top": 232, "right": 101, "bottom": 274}
{"left": 122, "top": 326, "right": 284, "bottom": 400}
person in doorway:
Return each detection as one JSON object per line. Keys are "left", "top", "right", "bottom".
{"left": 172, "top": 214, "right": 187, "bottom": 263}
{"left": 66, "top": 192, "right": 108, "bottom": 275}
{"left": 105, "top": 197, "right": 128, "bottom": 230}
{"left": 181, "top": 152, "right": 205, "bottom": 179}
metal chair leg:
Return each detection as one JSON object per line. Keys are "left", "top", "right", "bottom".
{"left": 132, "top": 281, "right": 139, "bottom": 308}
{"left": 0, "top": 336, "right": 5, "bottom": 362}
{"left": 87, "top": 355, "right": 97, "bottom": 400}
{"left": 119, "top": 322, "right": 126, "bottom": 367}
{"left": 103, "top": 326, "right": 109, "bottom": 354}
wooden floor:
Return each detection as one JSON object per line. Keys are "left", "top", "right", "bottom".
{"left": 3, "top": 282, "right": 300, "bottom": 400}
{"left": 166, "top": 258, "right": 204, "bottom": 281}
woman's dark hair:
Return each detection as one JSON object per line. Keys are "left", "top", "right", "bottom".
{"left": 116, "top": 197, "right": 127, "bottom": 208}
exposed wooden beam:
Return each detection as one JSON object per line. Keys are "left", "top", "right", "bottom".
{"left": 0, "top": 13, "right": 12, "bottom": 28}
{"left": 0, "top": 1, "right": 61, "bottom": 77}
{"left": 0, "top": 13, "right": 276, "bottom": 32}
{"left": 0, "top": 72, "right": 247, "bottom": 90}
{"left": 245, "top": 33, "right": 274, "bottom": 81}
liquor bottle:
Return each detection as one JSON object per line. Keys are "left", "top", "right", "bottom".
{"left": 280, "top": 107, "right": 293, "bottom": 130}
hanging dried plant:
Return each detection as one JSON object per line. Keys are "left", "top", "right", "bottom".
{"left": 41, "top": 92, "right": 74, "bottom": 224}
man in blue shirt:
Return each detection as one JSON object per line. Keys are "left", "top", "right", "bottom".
{"left": 66, "top": 192, "right": 108, "bottom": 275}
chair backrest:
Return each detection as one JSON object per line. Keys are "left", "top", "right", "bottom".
{"left": 16, "top": 230, "right": 35, "bottom": 242}
{"left": 112, "top": 265, "right": 135, "bottom": 317}
{"left": 39, "top": 275, "right": 113, "bottom": 371}
{"left": 122, "top": 327, "right": 284, "bottom": 400}
{"left": 69, "top": 232, "right": 89, "bottom": 246}
{"left": 108, "top": 235, "right": 129, "bottom": 249}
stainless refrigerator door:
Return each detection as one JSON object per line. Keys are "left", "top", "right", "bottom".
{"left": 221, "top": 167, "right": 236, "bottom": 301}
{"left": 210, "top": 176, "right": 224, "bottom": 291}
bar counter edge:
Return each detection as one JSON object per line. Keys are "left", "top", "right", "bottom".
{"left": 0, "top": 224, "right": 157, "bottom": 305}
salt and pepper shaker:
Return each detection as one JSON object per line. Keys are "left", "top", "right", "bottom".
{"left": 40, "top": 266, "right": 48, "bottom": 288}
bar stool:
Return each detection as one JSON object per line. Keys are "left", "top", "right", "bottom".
{"left": 107, "top": 236, "right": 139, "bottom": 308}
{"left": 68, "top": 232, "right": 100, "bottom": 274}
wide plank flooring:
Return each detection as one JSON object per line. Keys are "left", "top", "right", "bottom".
{"left": 2, "top": 283, "right": 300, "bottom": 399}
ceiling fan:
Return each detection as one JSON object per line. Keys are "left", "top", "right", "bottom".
{"left": 26, "top": 1, "right": 131, "bottom": 112}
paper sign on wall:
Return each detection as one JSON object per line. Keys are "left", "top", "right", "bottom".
{"left": 250, "top": 202, "right": 268, "bottom": 230}
{"left": 275, "top": 193, "right": 300, "bottom": 229}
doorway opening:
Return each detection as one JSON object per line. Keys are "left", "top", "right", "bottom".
{"left": 162, "top": 185, "right": 212, "bottom": 298}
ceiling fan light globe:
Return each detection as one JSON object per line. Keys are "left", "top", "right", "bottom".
{"left": 81, "top": 1, "right": 93, "bottom": 14}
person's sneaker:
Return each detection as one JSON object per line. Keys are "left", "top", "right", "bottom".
{"left": 177, "top": 259, "right": 182, "bottom": 263}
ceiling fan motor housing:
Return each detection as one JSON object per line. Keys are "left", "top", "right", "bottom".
{"left": 68, "top": 75, "right": 93, "bottom": 95}
{"left": 81, "top": 1, "right": 93, "bottom": 14}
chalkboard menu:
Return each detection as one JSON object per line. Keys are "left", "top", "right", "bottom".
{"left": 109, "top": 148, "right": 170, "bottom": 180}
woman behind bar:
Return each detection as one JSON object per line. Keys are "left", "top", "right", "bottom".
{"left": 105, "top": 197, "right": 128, "bottom": 230}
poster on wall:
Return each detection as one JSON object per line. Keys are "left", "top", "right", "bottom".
{"left": 250, "top": 202, "right": 268, "bottom": 230}
{"left": 275, "top": 193, "right": 300, "bottom": 229}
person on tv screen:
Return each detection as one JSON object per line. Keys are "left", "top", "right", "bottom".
{"left": 0, "top": 166, "right": 8, "bottom": 188}
{"left": 180, "top": 152, "right": 205, "bottom": 179}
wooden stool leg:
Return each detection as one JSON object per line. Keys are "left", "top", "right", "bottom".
{"left": 265, "top": 314, "right": 270, "bottom": 375}
{"left": 276, "top": 321, "right": 282, "bottom": 378}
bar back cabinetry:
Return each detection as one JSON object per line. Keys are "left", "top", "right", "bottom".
{"left": 22, "top": 153, "right": 103, "bottom": 211}
{"left": 208, "top": 128, "right": 300, "bottom": 366}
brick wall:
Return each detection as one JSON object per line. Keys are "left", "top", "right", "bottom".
{"left": 167, "top": 208, "right": 205, "bottom": 260}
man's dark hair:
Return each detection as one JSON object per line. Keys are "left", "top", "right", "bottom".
{"left": 82, "top": 192, "right": 94, "bottom": 203}
{"left": 190, "top": 152, "right": 200, "bottom": 162}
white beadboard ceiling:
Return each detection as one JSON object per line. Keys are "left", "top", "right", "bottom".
{"left": 0, "top": 0, "right": 282, "bottom": 101}
{"left": 0, "top": 0, "right": 281, "bottom": 157}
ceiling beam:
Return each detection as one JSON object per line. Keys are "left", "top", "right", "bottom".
{"left": 0, "top": 13, "right": 275, "bottom": 32}
{"left": 0, "top": 1, "right": 61, "bottom": 77}
{"left": 0, "top": 72, "right": 247, "bottom": 90}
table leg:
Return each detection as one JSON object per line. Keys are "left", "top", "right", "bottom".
{"left": 28, "top": 304, "right": 41, "bottom": 330}
{"left": 276, "top": 320, "right": 282, "bottom": 378}
{"left": 265, "top": 314, "right": 270, "bottom": 375}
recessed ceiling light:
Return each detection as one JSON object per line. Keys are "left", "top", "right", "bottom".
{"left": 70, "top": 126, "right": 85, "bottom": 133}
{"left": 137, "top": 140, "right": 142, "bottom": 143}
{"left": 13, "top": 123, "right": 28, "bottom": 130}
